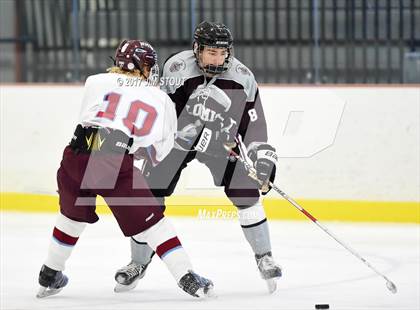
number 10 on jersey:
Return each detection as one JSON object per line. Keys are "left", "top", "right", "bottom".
{"left": 96, "top": 92, "right": 157, "bottom": 137}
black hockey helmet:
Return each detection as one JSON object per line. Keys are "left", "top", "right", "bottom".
{"left": 193, "top": 21, "right": 234, "bottom": 75}
{"left": 114, "top": 39, "right": 159, "bottom": 84}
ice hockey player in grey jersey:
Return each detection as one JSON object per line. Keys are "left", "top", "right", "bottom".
{"left": 114, "top": 21, "right": 282, "bottom": 293}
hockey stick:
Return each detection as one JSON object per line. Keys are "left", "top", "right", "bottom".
{"left": 227, "top": 140, "right": 398, "bottom": 294}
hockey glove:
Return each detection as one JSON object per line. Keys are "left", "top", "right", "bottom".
{"left": 247, "top": 143, "right": 278, "bottom": 194}
{"left": 194, "top": 125, "right": 237, "bottom": 158}
{"left": 175, "top": 121, "right": 202, "bottom": 151}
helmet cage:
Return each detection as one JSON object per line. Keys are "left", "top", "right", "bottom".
{"left": 194, "top": 43, "right": 233, "bottom": 75}
{"left": 146, "top": 63, "right": 160, "bottom": 86}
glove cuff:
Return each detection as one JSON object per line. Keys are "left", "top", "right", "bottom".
{"left": 256, "top": 149, "right": 278, "bottom": 166}
{"left": 194, "top": 127, "right": 213, "bottom": 152}
{"left": 247, "top": 142, "right": 277, "bottom": 164}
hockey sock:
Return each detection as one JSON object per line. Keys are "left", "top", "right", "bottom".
{"left": 237, "top": 201, "right": 272, "bottom": 255}
{"left": 132, "top": 217, "right": 192, "bottom": 282}
{"left": 130, "top": 237, "right": 155, "bottom": 265}
{"left": 44, "top": 213, "right": 87, "bottom": 271}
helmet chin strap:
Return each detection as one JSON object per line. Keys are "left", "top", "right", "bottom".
{"left": 196, "top": 56, "right": 218, "bottom": 86}
{"left": 203, "top": 64, "right": 225, "bottom": 76}
{"left": 199, "top": 60, "right": 227, "bottom": 79}
{"left": 201, "top": 74, "right": 217, "bottom": 87}
{"left": 133, "top": 59, "right": 148, "bottom": 79}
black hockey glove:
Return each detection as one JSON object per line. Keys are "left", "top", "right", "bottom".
{"left": 247, "top": 143, "right": 278, "bottom": 194}
{"left": 175, "top": 120, "right": 237, "bottom": 158}
{"left": 194, "top": 124, "right": 237, "bottom": 158}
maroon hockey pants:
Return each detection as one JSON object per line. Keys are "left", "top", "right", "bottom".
{"left": 57, "top": 146, "right": 164, "bottom": 236}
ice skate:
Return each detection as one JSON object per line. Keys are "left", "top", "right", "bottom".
{"left": 114, "top": 261, "right": 149, "bottom": 293}
{"left": 36, "top": 264, "right": 68, "bottom": 298}
{"left": 178, "top": 270, "right": 215, "bottom": 298}
{"left": 255, "top": 252, "right": 282, "bottom": 293}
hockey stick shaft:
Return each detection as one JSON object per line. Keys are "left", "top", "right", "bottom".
{"left": 229, "top": 144, "right": 397, "bottom": 293}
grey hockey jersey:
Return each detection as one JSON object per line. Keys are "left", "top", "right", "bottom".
{"left": 160, "top": 50, "right": 268, "bottom": 148}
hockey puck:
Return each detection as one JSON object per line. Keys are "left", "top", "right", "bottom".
{"left": 315, "top": 305, "right": 329, "bottom": 309}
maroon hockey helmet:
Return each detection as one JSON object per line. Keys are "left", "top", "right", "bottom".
{"left": 114, "top": 39, "right": 159, "bottom": 83}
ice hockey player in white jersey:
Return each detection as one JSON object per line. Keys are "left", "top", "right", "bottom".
{"left": 36, "top": 39, "right": 214, "bottom": 299}
{"left": 115, "top": 22, "right": 282, "bottom": 294}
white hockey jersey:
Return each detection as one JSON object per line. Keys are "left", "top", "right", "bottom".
{"left": 78, "top": 73, "right": 177, "bottom": 164}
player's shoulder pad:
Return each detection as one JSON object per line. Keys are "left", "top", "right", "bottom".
{"left": 223, "top": 57, "right": 258, "bottom": 102}
{"left": 161, "top": 50, "right": 201, "bottom": 94}
{"left": 145, "top": 85, "right": 176, "bottom": 108}
{"left": 83, "top": 73, "right": 107, "bottom": 90}
{"left": 84, "top": 73, "right": 101, "bottom": 84}
{"left": 147, "top": 84, "right": 172, "bottom": 100}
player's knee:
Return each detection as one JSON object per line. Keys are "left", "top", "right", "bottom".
{"left": 151, "top": 188, "right": 174, "bottom": 200}
{"left": 236, "top": 202, "right": 267, "bottom": 227}
{"left": 225, "top": 188, "right": 260, "bottom": 207}
{"left": 234, "top": 204, "right": 256, "bottom": 210}
{"left": 229, "top": 196, "right": 259, "bottom": 207}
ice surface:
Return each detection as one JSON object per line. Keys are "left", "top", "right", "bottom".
{"left": 1, "top": 212, "right": 419, "bottom": 310}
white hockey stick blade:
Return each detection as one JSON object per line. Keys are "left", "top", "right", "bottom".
{"left": 114, "top": 278, "right": 140, "bottom": 293}
{"left": 266, "top": 279, "right": 277, "bottom": 294}
{"left": 36, "top": 286, "right": 63, "bottom": 298}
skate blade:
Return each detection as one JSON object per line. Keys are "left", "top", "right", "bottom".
{"left": 114, "top": 278, "right": 140, "bottom": 293}
{"left": 266, "top": 279, "right": 277, "bottom": 294}
{"left": 36, "top": 286, "right": 63, "bottom": 298}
